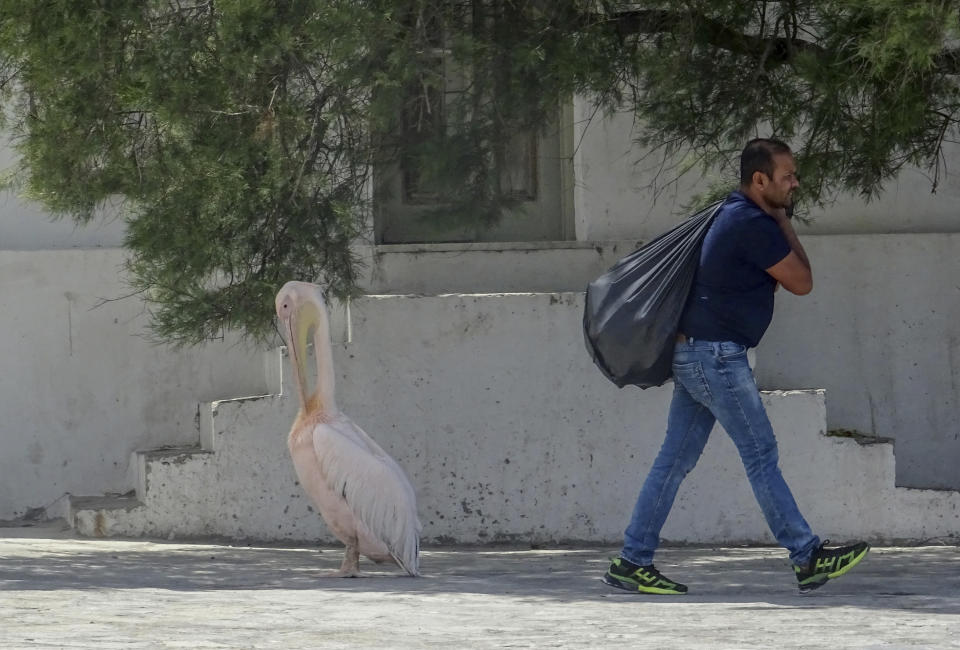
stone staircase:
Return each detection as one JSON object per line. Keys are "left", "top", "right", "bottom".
{"left": 70, "top": 350, "right": 330, "bottom": 543}
{"left": 69, "top": 292, "right": 960, "bottom": 545}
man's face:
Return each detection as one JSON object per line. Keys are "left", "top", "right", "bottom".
{"left": 763, "top": 153, "right": 800, "bottom": 209}
{"left": 760, "top": 152, "right": 799, "bottom": 210}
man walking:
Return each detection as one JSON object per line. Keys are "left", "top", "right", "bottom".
{"left": 603, "top": 138, "right": 869, "bottom": 595}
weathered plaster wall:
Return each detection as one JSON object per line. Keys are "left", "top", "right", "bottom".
{"left": 0, "top": 249, "right": 270, "bottom": 520}
{"left": 3, "top": 106, "right": 960, "bottom": 530}
{"left": 566, "top": 104, "right": 960, "bottom": 490}
{"left": 572, "top": 100, "right": 960, "bottom": 240}
{"left": 3, "top": 242, "right": 956, "bottom": 530}
{"left": 73, "top": 294, "right": 959, "bottom": 544}
{"left": 0, "top": 142, "right": 127, "bottom": 249}
{"left": 757, "top": 233, "right": 960, "bottom": 490}
{"left": 362, "top": 240, "right": 641, "bottom": 295}
{"left": 362, "top": 232, "right": 960, "bottom": 490}
{"left": 335, "top": 294, "right": 957, "bottom": 542}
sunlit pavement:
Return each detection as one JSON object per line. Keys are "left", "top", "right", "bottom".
{"left": 1, "top": 522, "right": 958, "bottom": 649}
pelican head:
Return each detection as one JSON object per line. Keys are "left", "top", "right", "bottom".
{"left": 275, "top": 281, "right": 331, "bottom": 415}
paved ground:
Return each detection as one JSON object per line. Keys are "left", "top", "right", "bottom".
{"left": 0, "top": 522, "right": 958, "bottom": 649}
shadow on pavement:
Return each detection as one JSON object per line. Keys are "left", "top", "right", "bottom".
{"left": 1, "top": 533, "right": 957, "bottom": 615}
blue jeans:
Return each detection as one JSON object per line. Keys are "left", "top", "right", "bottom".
{"left": 621, "top": 338, "right": 820, "bottom": 567}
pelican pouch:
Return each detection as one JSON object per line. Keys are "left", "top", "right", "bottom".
{"left": 583, "top": 200, "right": 724, "bottom": 388}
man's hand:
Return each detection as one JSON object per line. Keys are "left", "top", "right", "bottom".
{"left": 770, "top": 207, "right": 791, "bottom": 224}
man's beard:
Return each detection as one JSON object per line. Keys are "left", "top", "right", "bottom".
{"left": 768, "top": 192, "right": 793, "bottom": 211}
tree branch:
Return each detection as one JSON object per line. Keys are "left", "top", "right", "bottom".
{"left": 934, "top": 48, "right": 960, "bottom": 76}
{"left": 605, "top": 9, "right": 960, "bottom": 77}
{"left": 599, "top": 9, "right": 825, "bottom": 67}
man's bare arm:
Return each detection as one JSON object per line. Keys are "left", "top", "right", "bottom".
{"left": 766, "top": 210, "right": 812, "bottom": 295}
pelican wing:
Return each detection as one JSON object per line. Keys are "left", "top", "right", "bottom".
{"left": 312, "top": 415, "right": 421, "bottom": 575}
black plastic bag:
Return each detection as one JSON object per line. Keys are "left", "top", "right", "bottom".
{"left": 583, "top": 200, "right": 724, "bottom": 388}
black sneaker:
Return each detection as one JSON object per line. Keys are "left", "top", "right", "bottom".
{"left": 602, "top": 557, "right": 688, "bottom": 595}
{"left": 794, "top": 540, "right": 870, "bottom": 593}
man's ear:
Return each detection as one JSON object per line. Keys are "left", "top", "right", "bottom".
{"left": 752, "top": 170, "right": 767, "bottom": 189}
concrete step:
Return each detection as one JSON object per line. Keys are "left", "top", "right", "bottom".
{"left": 71, "top": 293, "right": 960, "bottom": 544}
{"left": 71, "top": 394, "right": 327, "bottom": 542}
{"left": 69, "top": 447, "right": 217, "bottom": 539}
{"left": 359, "top": 240, "right": 643, "bottom": 295}
{"left": 69, "top": 494, "right": 143, "bottom": 538}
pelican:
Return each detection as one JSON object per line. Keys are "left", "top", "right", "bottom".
{"left": 275, "top": 281, "right": 421, "bottom": 577}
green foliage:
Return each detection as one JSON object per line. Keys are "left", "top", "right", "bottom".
{"left": 0, "top": 0, "right": 385, "bottom": 343}
{"left": 612, "top": 1, "right": 960, "bottom": 206}
{"left": 2, "top": 1, "right": 960, "bottom": 343}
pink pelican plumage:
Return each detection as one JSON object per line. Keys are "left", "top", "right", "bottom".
{"left": 275, "top": 281, "right": 420, "bottom": 576}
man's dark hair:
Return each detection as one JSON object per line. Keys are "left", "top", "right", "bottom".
{"left": 740, "top": 138, "right": 792, "bottom": 186}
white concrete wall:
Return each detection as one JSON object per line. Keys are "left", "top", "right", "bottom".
{"left": 73, "top": 294, "right": 960, "bottom": 544}
{"left": 0, "top": 248, "right": 271, "bottom": 520}
{"left": 313, "top": 295, "right": 960, "bottom": 543}
{"left": 572, "top": 100, "right": 960, "bottom": 240}
{"left": 3, "top": 104, "right": 960, "bottom": 528}
{"left": 757, "top": 233, "right": 960, "bottom": 490}
{"left": 564, "top": 103, "right": 960, "bottom": 490}
{"left": 0, "top": 141, "right": 127, "bottom": 249}
{"left": 362, "top": 240, "right": 642, "bottom": 295}
{"left": 365, "top": 232, "right": 960, "bottom": 490}
{"left": 0, "top": 140, "right": 275, "bottom": 521}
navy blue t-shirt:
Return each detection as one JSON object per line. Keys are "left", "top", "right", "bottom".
{"left": 678, "top": 191, "right": 791, "bottom": 347}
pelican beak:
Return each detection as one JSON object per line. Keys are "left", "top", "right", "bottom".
{"left": 283, "top": 303, "right": 314, "bottom": 409}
